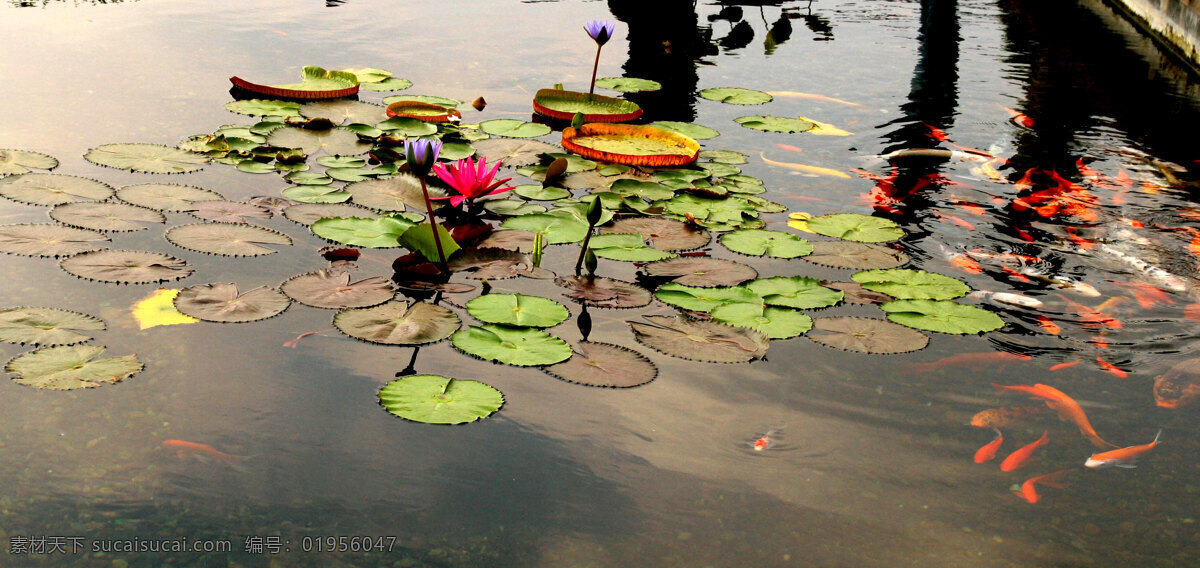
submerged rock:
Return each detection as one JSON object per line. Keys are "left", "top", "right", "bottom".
{"left": 1154, "top": 359, "right": 1200, "bottom": 409}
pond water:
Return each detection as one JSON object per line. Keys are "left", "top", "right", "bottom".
{"left": 1, "top": 0, "right": 1199, "bottom": 566}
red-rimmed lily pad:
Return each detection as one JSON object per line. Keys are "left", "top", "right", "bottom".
{"left": 555, "top": 276, "right": 652, "bottom": 309}
{"left": 643, "top": 257, "right": 757, "bottom": 287}
{"left": 880, "top": 299, "right": 1005, "bottom": 334}
{"left": 600, "top": 217, "right": 711, "bottom": 252}
{"left": 6, "top": 344, "right": 142, "bottom": 390}
{"left": 84, "top": 143, "right": 209, "bottom": 174}
{"left": 116, "top": 183, "right": 223, "bottom": 212}
{"left": 281, "top": 269, "right": 396, "bottom": 309}
{"left": 174, "top": 283, "right": 291, "bottom": 323}
{"left": 378, "top": 374, "right": 503, "bottom": 425}
{"left": 334, "top": 300, "right": 461, "bottom": 345}
{"left": 543, "top": 341, "right": 657, "bottom": 388}
{"left": 0, "top": 307, "right": 105, "bottom": 346}
{"left": 629, "top": 315, "right": 768, "bottom": 363}
{"left": 230, "top": 66, "right": 360, "bottom": 100}
{"left": 804, "top": 241, "right": 910, "bottom": 269}
{"left": 532, "top": 88, "right": 643, "bottom": 123}
{"left": 49, "top": 202, "right": 165, "bottom": 232}
{"left": 452, "top": 324, "right": 572, "bottom": 366}
{"left": 807, "top": 316, "right": 930, "bottom": 354}
{"left": 0, "top": 224, "right": 109, "bottom": 257}
{"left": 385, "top": 100, "right": 462, "bottom": 123}
{"left": 0, "top": 149, "right": 58, "bottom": 176}
{"left": 166, "top": 223, "right": 292, "bottom": 256}
{"left": 60, "top": 250, "right": 192, "bottom": 284}
{"left": 0, "top": 173, "right": 114, "bottom": 206}
{"left": 561, "top": 124, "right": 699, "bottom": 167}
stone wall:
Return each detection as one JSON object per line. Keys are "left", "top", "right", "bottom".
{"left": 1109, "top": 0, "right": 1200, "bottom": 69}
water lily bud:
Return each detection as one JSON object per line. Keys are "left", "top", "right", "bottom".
{"left": 586, "top": 197, "right": 603, "bottom": 226}
{"left": 584, "top": 248, "right": 598, "bottom": 276}
{"left": 584, "top": 20, "right": 615, "bottom": 46}
{"left": 404, "top": 138, "right": 442, "bottom": 177}
{"left": 571, "top": 112, "right": 585, "bottom": 130}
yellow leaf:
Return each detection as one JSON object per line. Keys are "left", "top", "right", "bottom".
{"left": 796, "top": 116, "right": 852, "bottom": 136}
{"left": 132, "top": 289, "right": 199, "bottom": 330}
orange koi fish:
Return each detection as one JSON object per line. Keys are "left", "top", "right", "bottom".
{"left": 948, "top": 254, "right": 984, "bottom": 274}
{"left": 970, "top": 405, "right": 1043, "bottom": 428}
{"left": 1036, "top": 316, "right": 1062, "bottom": 335}
{"left": 992, "top": 383, "right": 1115, "bottom": 449}
{"left": 1096, "top": 356, "right": 1128, "bottom": 378}
{"left": 776, "top": 143, "right": 804, "bottom": 154}
{"left": 970, "top": 158, "right": 1006, "bottom": 182}
{"left": 751, "top": 428, "right": 781, "bottom": 451}
{"left": 163, "top": 439, "right": 246, "bottom": 466}
{"left": 1085, "top": 430, "right": 1161, "bottom": 468}
{"left": 766, "top": 91, "right": 862, "bottom": 107}
{"left": 1115, "top": 167, "right": 1134, "bottom": 189}
{"left": 955, "top": 202, "right": 987, "bottom": 216}
{"left": 1112, "top": 281, "right": 1175, "bottom": 309}
{"left": 1012, "top": 469, "right": 1071, "bottom": 503}
{"left": 797, "top": 116, "right": 852, "bottom": 136}
{"left": 760, "top": 153, "right": 851, "bottom": 178}
{"left": 937, "top": 213, "right": 976, "bottom": 230}
{"left": 1004, "top": 107, "right": 1035, "bottom": 128}
{"left": 1050, "top": 360, "right": 1080, "bottom": 371}
{"left": 1185, "top": 303, "right": 1200, "bottom": 321}
{"left": 903, "top": 352, "right": 1032, "bottom": 373}
{"left": 974, "top": 429, "right": 1004, "bottom": 463}
{"left": 1059, "top": 295, "right": 1123, "bottom": 329}
{"left": 1000, "top": 430, "right": 1050, "bottom": 471}
{"left": 1091, "top": 335, "right": 1110, "bottom": 350}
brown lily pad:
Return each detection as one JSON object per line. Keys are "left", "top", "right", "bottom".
{"left": 334, "top": 300, "right": 461, "bottom": 345}
{"left": 60, "top": 250, "right": 192, "bottom": 283}
{"left": 281, "top": 269, "right": 396, "bottom": 309}
{"left": 0, "top": 224, "right": 110, "bottom": 257}
{"left": 555, "top": 276, "right": 653, "bottom": 309}
{"left": 642, "top": 257, "right": 757, "bottom": 287}
{"left": 543, "top": 341, "right": 657, "bottom": 388}
{"left": 806, "top": 316, "right": 929, "bottom": 354}
{"left": 174, "top": 283, "right": 291, "bottom": 323}
{"left": 600, "top": 218, "right": 710, "bottom": 252}
{"left": 629, "top": 315, "right": 768, "bottom": 363}
{"left": 805, "top": 241, "right": 910, "bottom": 270}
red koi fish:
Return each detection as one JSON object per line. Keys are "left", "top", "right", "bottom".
{"left": 1111, "top": 281, "right": 1175, "bottom": 309}
{"left": 1004, "top": 107, "right": 1034, "bottom": 128}
{"left": 751, "top": 428, "right": 781, "bottom": 452}
{"left": 1012, "top": 469, "right": 1071, "bottom": 503}
{"left": 1085, "top": 430, "right": 1161, "bottom": 468}
{"left": 948, "top": 253, "right": 984, "bottom": 274}
{"left": 1000, "top": 430, "right": 1049, "bottom": 471}
{"left": 974, "top": 429, "right": 1004, "bottom": 463}
{"left": 992, "top": 383, "right": 1115, "bottom": 449}
{"left": 163, "top": 439, "right": 246, "bottom": 466}
{"left": 1050, "top": 360, "right": 1080, "bottom": 371}
{"left": 937, "top": 212, "right": 976, "bottom": 230}
{"left": 902, "top": 352, "right": 1031, "bottom": 373}
{"left": 1096, "top": 356, "right": 1128, "bottom": 378}
{"left": 1036, "top": 316, "right": 1062, "bottom": 335}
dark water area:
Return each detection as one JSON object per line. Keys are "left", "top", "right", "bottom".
{"left": 1, "top": 0, "right": 1199, "bottom": 567}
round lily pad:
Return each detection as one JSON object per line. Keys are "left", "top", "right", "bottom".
{"left": 283, "top": 203, "right": 378, "bottom": 225}
{"left": 733, "top": 116, "right": 815, "bottom": 133}
{"left": 174, "top": 283, "right": 291, "bottom": 323}
{"left": 49, "top": 202, "right": 165, "bottom": 232}
{"left": 471, "top": 138, "right": 560, "bottom": 168}
{"left": 500, "top": 213, "right": 589, "bottom": 245}
{"left": 282, "top": 185, "right": 351, "bottom": 204}
{"left": 189, "top": 200, "right": 273, "bottom": 223}
{"left": 720, "top": 229, "right": 813, "bottom": 258}
{"left": 555, "top": 276, "right": 652, "bottom": 309}
{"left": 166, "top": 223, "right": 292, "bottom": 256}
{"left": 806, "top": 213, "right": 904, "bottom": 243}
{"left": 84, "top": 143, "right": 209, "bottom": 174}
{"left": 647, "top": 121, "right": 720, "bottom": 140}
{"left": 744, "top": 276, "right": 843, "bottom": 309}
{"left": 60, "top": 250, "right": 192, "bottom": 283}
{"left": 334, "top": 300, "right": 461, "bottom": 345}
{"left": 805, "top": 241, "right": 909, "bottom": 269}
{"left": 699, "top": 149, "right": 749, "bottom": 164}
{"left": 654, "top": 283, "right": 761, "bottom": 313}
{"left": 700, "top": 87, "right": 773, "bottom": 105}
{"left": 480, "top": 119, "right": 552, "bottom": 139}
{"left": 310, "top": 216, "right": 415, "bottom": 248}
{"left": 851, "top": 269, "right": 970, "bottom": 300}
{"left": 595, "top": 77, "right": 662, "bottom": 92}
{"left": 643, "top": 257, "right": 757, "bottom": 287}
{"left": 378, "top": 374, "right": 503, "bottom": 425}
{"left": 267, "top": 127, "right": 372, "bottom": 156}
{"left": 0, "top": 224, "right": 109, "bottom": 257}
{"left": 514, "top": 185, "right": 570, "bottom": 201}
{"left": 710, "top": 303, "right": 812, "bottom": 339}
{"left": 282, "top": 269, "right": 396, "bottom": 309}
{"left": 823, "top": 281, "right": 894, "bottom": 304}
{"left": 880, "top": 299, "right": 1005, "bottom": 334}
{"left": 6, "top": 344, "right": 142, "bottom": 390}
{"left": 299, "top": 100, "right": 388, "bottom": 125}
{"left": 377, "top": 117, "right": 439, "bottom": 136}
{"left": 483, "top": 199, "right": 546, "bottom": 216}
{"left": 466, "top": 293, "right": 569, "bottom": 328}
{"left": 345, "top": 175, "right": 435, "bottom": 212}
{"left": 0, "top": 173, "right": 114, "bottom": 206}
{"left": 562, "top": 124, "right": 700, "bottom": 167}
{"left": 452, "top": 324, "right": 571, "bottom": 366}
{"left": 601, "top": 218, "right": 711, "bottom": 252}
{"left": 532, "top": 89, "right": 643, "bottom": 122}
{"left": 0, "top": 307, "right": 105, "bottom": 346}
{"left": 224, "top": 99, "right": 302, "bottom": 117}
{"left": 360, "top": 77, "right": 413, "bottom": 92}
{"left": 447, "top": 248, "right": 549, "bottom": 280}
{"left": 382, "top": 94, "right": 462, "bottom": 107}
{"left": 543, "top": 341, "right": 657, "bottom": 388}
{"left": 807, "top": 316, "right": 930, "bottom": 354}
{"left": 588, "top": 233, "right": 676, "bottom": 262}
{"left": 0, "top": 149, "right": 58, "bottom": 175}
{"left": 629, "top": 315, "right": 768, "bottom": 363}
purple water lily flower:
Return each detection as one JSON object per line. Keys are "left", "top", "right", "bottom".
{"left": 584, "top": 20, "right": 615, "bottom": 46}
{"left": 404, "top": 138, "right": 442, "bottom": 177}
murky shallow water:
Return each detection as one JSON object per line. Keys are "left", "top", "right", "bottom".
{"left": 1, "top": 0, "right": 1199, "bottom": 566}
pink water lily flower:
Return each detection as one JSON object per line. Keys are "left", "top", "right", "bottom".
{"left": 432, "top": 156, "right": 514, "bottom": 207}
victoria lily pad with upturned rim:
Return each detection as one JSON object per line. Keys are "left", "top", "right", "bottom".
{"left": 532, "top": 89, "right": 643, "bottom": 123}
{"left": 378, "top": 374, "right": 503, "bottom": 425}
{"left": 561, "top": 124, "right": 699, "bottom": 167}
{"left": 229, "top": 65, "right": 360, "bottom": 99}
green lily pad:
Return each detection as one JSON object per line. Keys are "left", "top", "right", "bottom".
{"left": 452, "top": 324, "right": 572, "bottom": 366}
{"left": 232, "top": 66, "right": 358, "bottom": 97}
{"left": 378, "top": 375, "right": 503, "bottom": 425}
{"left": 647, "top": 121, "right": 720, "bottom": 140}
{"left": 0, "top": 224, "right": 109, "bottom": 257}
{"left": 699, "top": 149, "right": 748, "bottom": 164}
{"left": 360, "top": 77, "right": 414, "bottom": 92}
{"left": 335, "top": 300, "right": 461, "bottom": 345}
{"left": 84, "top": 143, "right": 209, "bottom": 174}
{"left": 466, "top": 293, "right": 569, "bottom": 328}
{"left": 880, "top": 299, "right": 1005, "bottom": 334}
{"left": 543, "top": 341, "right": 657, "bottom": 388}
{"left": 345, "top": 175, "right": 437, "bottom": 212}
{"left": 588, "top": 233, "right": 676, "bottom": 262}
{"left": 483, "top": 199, "right": 547, "bottom": 216}
{"left": 595, "top": 77, "right": 662, "bottom": 92}
{"left": 224, "top": 99, "right": 302, "bottom": 117}
{"left": 807, "top": 316, "right": 930, "bottom": 354}
{"left": 438, "top": 142, "right": 476, "bottom": 161}
{"left": 283, "top": 202, "right": 378, "bottom": 225}
{"left": 514, "top": 184, "right": 570, "bottom": 201}
{"left": 805, "top": 213, "right": 904, "bottom": 243}
{"left": 311, "top": 216, "right": 415, "bottom": 248}
{"left": 300, "top": 100, "right": 388, "bottom": 125}
{"left": 700, "top": 87, "right": 773, "bottom": 105}
{"left": 401, "top": 222, "right": 461, "bottom": 262}
{"left": 654, "top": 283, "right": 761, "bottom": 313}
{"left": 382, "top": 94, "right": 462, "bottom": 107}
{"left": 377, "top": 117, "right": 439, "bottom": 136}
{"left": 0, "top": 173, "right": 114, "bottom": 206}
{"left": 342, "top": 67, "right": 392, "bottom": 83}
{"left": 6, "top": 345, "right": 142, "bottom": 390}
{"left": 59, "top": 250, "right": 192, "bottom": 283}
{"left": 267, "top": 127, "right": 372, "bottom": 156}
{"left": 174, "top": 283, "right": 291, "bottom": 323}
{"left": 0, "top": 149, "right": 59, "bottom": 175}
{"left": 283, "top": 185, "right": 351, "bottom": 204}
{"left": 49, "top": 202, "right": 165, "bottom": 232}
{"left": 166, "top": 223, "right": 292, "bottom": 256}
{"left": 744, "top": 276, "right": 843, "bottom": 309}
{"left": 236, "top": 160, "right": 277, "bottom": 174}
{"left": 0, "top": 307, "right": 105, "bottom": 346}
{"left": 608, "top": 179, "right": 676, "bottom": 202}
{"left": 480, "top": 119, "right": 552, "bottom": 139}
{"left": 284, "top": 171, "right": 333, "bottom": 186}
{"left": 629, "top": 315, "right": 768, "bottom": 363}
{"left": 851, "top": 269, "right": 970, "bottom": 300}
{"left": 316, "top": 156, "right": 367, "bottom": 168}
{"left": 698, "top": 162, "right": 741, "bottom": 177}
{"left": 710, "top": 303, "right": 812, "bottom": 339}
{"left": 600, "top": 218, "right": 710, "bottom": 251}
{"left": 804, "top": 241, "right": 910, "bottom": 269}
{"left": 733, "top": 115, "right": 815, "bottom": 133}
{"left": 720, "top": 229, "right": 813, "bottom": 258}
{"left": 500, "top": 213, "right": 589, "bottom": 245}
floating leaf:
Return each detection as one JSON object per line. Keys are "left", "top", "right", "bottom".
{"left": 880, "top": 299, "right": 1005, "bottom": 334}
{"left": 721, "top": 229, "right": 812, "bottom": 258}
{"left": 283, "top": 171, "right": 333, "bottom": 186}
{"left": 588, "top": 233, "right": 676, "bottom": 262}
{"left": 500, "top": 213, "right": 588, "bottom": 245}
{"left": 452, "top": 324, "right": 571, "bottom": 366}
{"left": 544, "top": 341, "right": 657, "bottom": 387}
{"left": 562, "top": 124, "right": 700, "bottom": 167}
{"left": 49, "top": 202, "right": 165, "bottom": 232}
{"left": 377, "top": 117, "right": 439, "bottom": 136}
{"left": 116, "top": 183, "right": 221, "bottom": 212}
{"left": 805, "top": 241, "right": 909, "bottom": 269}
{"left": 224, "top": 99, "right": 302, "bottom": 117}
{"left": 514, "top": 184, "right": 570, "bottom": 201}
{"left": 608, "top": 179, "right": 676, "bottom": 202}
{"left": 0, "top": 149, "right": 58, "bottom": 175}
{"left": 267, "top": 127, "right": 372, "bottom": 156}
{"left": 555, "top": 276, "right": 651, "bottom": 308}
{"left": 335, "top": 300, "right": 461, "bottom": 345}
{"left": 0, "top": 173, "right": 114, "bottom": 206}
{"left": 189, "top": 200, "right": 272, "bottom": 223}
{"left": 60, "top": 250, "right": 191, "bottom": 283}
{"left": 342, "top": 67, "right": 393, "bottom": 83}
{"left": 654, "top": 282, "right": 761, "bottom": 313}
{"left": 382, "top": 94, "right": 462, "bottom": 107}
{"left": 629, "top": 315, "right": 768, "bottom": 363}
{"left": 174, "top": 283, "right": 290, "bottom": 323}
{"left": 166, "top": 223, "right": 292, "bottom": 256}
{"left": 316, "top": 156, "right": 366, "bottom": 169}
{"left": 823, "top": 281, "right": 895, "bottom": 304}
{"left": 603, "top": 218, "right": 710, "bottom": 252}
{"left": 230, "top": 66, "right": 359, "bottom": 99}
{"left": 700, "top": 87, "right": 773, "bottom": 105}
{"left": 0, "top": 224, "right": 109, "bottom": 257}
{"left": 483, "top": 199, "right": 547, "bottom": 216}
{"left": 360, "top": 77, "right": 413, "bottom": 92}
{"left": 130, "top": 289, "right": 199, "bottom": 330}
{"left": 476, "top": 229, "right": 538, "bottom": 253}
{"left": 532, "top": 89, "right": 643, "bottom": 122}
{"left": 84, "top": 143, "right": 208, "bottom": 174}
{"left": 299, "top": 100, "right": 388, "bottom": 125}
{"left": 594, "top": 77, "right": 662, "bottom": 92}
{"left": 311, "top": 216, "right": 415, "bottom": 248}
{"left": 346, "top": 175, "right": 437, "bottom": 211}
{"left": 437, "top": 142, "right": 476, "bottom": 161}
{"left": 236, "top": 160, "right": 277, "bottom": 174}
{"left": 283, "top": 202, "right": 378, "bottom": 225}
{"left": 647, "top": 121, "right": 720, "bottom": 140}
{"left": 446, "top": 248, "right": 550, "bottom": 280}
{"left": 378, "top": 374, "right": 503, "bottom": 424}
{"left": 0, "top": 307, "right": 104, "bottom": 346}
{"left": 699, "top": 149, "right": 748, "bottom": 164}
{"left": 807, "top": 316, "right": 929, "bottom": 354}
{"left": 282, "top": 185, "right": 351, "bottom": 204}
{"left": 806, "top": 213, "right": 904, "bottom": 243}
{"left": 710, "top": 303, "right": 812, "bottom": 339}
{"left": 852, "top": 269, "right": 970, "bottom": 300}
{"left": 401, "top": 222, "right": 462, "bottom": 261}
{"left": 466, "top": 293, "right": 569, "bottom": 328}
{"left": 643, "top": 257, "right": 757, "bottom": 287}
{"left": 733, "top": 115, "right": 815, "bottom": 133}
{"left": 471, "top": 138, "right": 560, "bottom": 167}
{"left": 744, "top": 276, "right": 843, "bottom": 309}
{"left": 480, "top": 119, "right": 552, "bottom": 139}
{"left": 6, "top": 345, "right": 141, "bottom": 390}
{"left": 282, "top": 269, "right": 396, "bottom": 309}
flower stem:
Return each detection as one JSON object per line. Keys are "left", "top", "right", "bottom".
{"left": 419, "top": 177, "right": 448, "bottom": 271}
{"left": 588, "top": 45, "right": 602, "bottom": 96}
{"left": 575, "top": 229, "right": 593, "bottom": 275}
